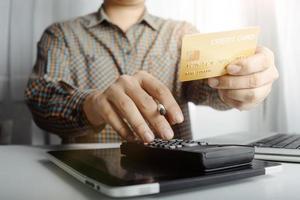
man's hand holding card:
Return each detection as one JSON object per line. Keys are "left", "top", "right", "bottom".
{"left": 180, "top": 27, "right": 279, "bottom": 110}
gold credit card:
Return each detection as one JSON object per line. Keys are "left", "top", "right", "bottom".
{"left": 179, "top": 27, "right": 260, "bottom": 82}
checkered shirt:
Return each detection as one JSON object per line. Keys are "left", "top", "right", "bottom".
{"left": 25, "top": 6, "right": 230, "bottom": 143}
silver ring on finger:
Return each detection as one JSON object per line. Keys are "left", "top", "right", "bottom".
{"left": 157, "top": 103, "right": 167, "bottom": 116}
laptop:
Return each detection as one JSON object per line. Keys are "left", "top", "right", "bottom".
{"left": 47, "top": 148, "right": 280, "bottom": 198}
{"left": 204, "top": 132, "right": 300, "bottom": 162}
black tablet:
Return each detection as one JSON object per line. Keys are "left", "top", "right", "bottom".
{"left": 47, "top": 148, "right": 281, "bottom": 198}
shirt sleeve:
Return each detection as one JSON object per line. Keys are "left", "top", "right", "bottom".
{"left": 25, "top": 23, "right": 98, "bottom": 139}
{"left": 178, "top": 22, "right": 232, "bottom": 110}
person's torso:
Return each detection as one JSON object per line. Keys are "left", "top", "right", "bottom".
{"left": 57, "top": 8, "right": 193, "bottom": 142}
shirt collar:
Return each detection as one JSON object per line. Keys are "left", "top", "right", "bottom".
{"left": 140, "top": 9, "right": 159, "bottom": 31}
{"left": 86, "top": 5, "right": 159, "bottom": 31}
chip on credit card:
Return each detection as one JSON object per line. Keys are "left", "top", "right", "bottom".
{"left": 179, "top": 27, "right": 260, "bottom": 82}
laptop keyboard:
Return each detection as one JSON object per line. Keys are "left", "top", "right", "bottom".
{"left": 251, "top": 134, "right": 300, "bottom": 149}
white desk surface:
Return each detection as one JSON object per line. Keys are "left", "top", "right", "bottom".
{"left": 1, "top": 144, "right": 300, "bottom": 200}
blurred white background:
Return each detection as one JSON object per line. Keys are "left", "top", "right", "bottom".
{"left": 0, "top": 0, "right": 298, "bottom": 144}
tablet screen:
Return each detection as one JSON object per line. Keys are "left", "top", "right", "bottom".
{"left": 48, "top": 148, "right": 277, "bottom": 187}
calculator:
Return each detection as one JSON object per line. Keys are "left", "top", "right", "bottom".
{"left": 121, "top": 138, "right": 255, "bottom": 172}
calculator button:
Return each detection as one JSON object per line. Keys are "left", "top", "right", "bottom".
{"left": 182, "top": 142, "right": 198, "bottom": 147}
{"left": 198, "top": 141, "right": 208, "bottom": 145}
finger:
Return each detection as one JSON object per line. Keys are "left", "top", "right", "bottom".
{"left": 106, "top": 85, "right": 155, "bottom": 143}
{"left": 219, "top": 90, "right": 264, "bottom": 111}
{"left": 134, "top": 71, "right": 184, "bottom": 124}
{"left": 223, "top": 83, "right": 272, "bottom": 103}
{"left": 208, "top": 65, "right": 277, "bottom": 89}
{"left": 218, "top": 90, "right": 243, "bottom": 109}
{"left": 125, "top": 83, "right": 174, "bottom": 140}
{"left": 99, "top": 99, "right": 134, "bottom": 141}
{"left": 227, "top": 46, "right": 274, "bottom": 75}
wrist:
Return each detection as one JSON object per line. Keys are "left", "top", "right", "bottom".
{"left": 83, "top": 91, "right": 105, "bottom": 129}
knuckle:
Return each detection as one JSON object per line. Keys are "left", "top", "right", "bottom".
{"left": 151, "top": 118, "right": 166, "bottom": 131}
{"left": 118, "top": 74, "right": 132, "bottom": 84}
{"left": 155, "top": 85, "right": 169, "bottom": 97}
{"left": 238, "top": 106, "right": 248, "bottom": 111}
{"left": 100, "top": 108, "right": 112, "bottom": 119}
{"left": 132, "top": 121, "right": 147, "bottom": 133}
{"left": 126, "top": 81, "right": 138, "bottom": 91}
{"left": 167, "top": 102, "right": 181, "bottom": 114}
{"left": 118, "top": 75, "right": 139, "bottom": 91}
{"left": 134, "top": 70, "right": 149, "bottom": 77}
{"left": 118, "top": 99, "right": 132, "bottom": 112}
{"left": 239, "top": 104, "right": 253, "bottom": 111}
{"left": 245, "top": 90, "right": 257, "bottom": 102}
{"left": 105, "top": 111, "right": 115, "bottom": 121}
{"left": 95, "top": 93, "right": 106, "bottom": 105}
{"left": 241, "top": 59, "right": 254, "bottom": 74}
{"left": 235, "top": 102, "right": 246, "bottom": 111}
{"left": 116, "top": 126, "right": 129, "bottom": 137}
{"left": 139, "top": 95, "right": 155, "bottom": 112}
{"left": 221, "top": 77, "right": 233, "bottom": 88}
{"left": 151, "top": 118, "right": 174, "bottom": 139}
{"left": 249, "top": 74, "right": 260, "bottom": 88}
{"left": 218, "top": 90, "right": 226, "bottom": 102}
{"left": 105, "top": 84, "right": 120, "bottom": 96}
{"left": 100, "top": 107, "right": 113, "bottom": 121}
{"left": 94, "top": 97, "right": 109, "bottom": 115}
{"left": 240, "top": 59, "right": 249, "bottom": 68}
